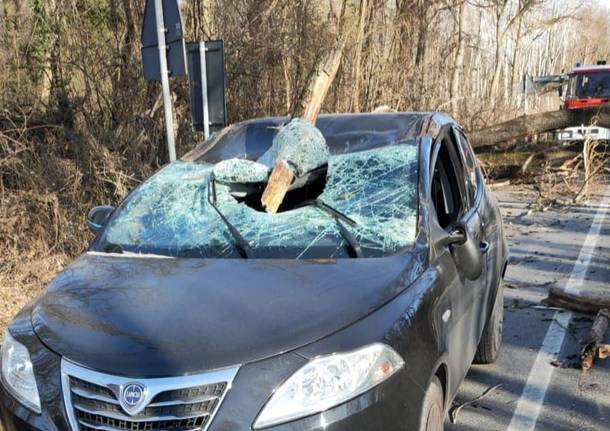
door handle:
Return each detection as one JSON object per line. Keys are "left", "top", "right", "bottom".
{"left": 480, "top": 241, "right": 490, "bottom": 254}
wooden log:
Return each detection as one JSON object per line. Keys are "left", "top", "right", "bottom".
{"left": 291, "top": 43, "right": 345, "bottom": 123}
{"left": 261, "top": 42, "right": 345, "bottom": 213}
{"left": 487, "top": 180, "right": 511, "bottom": 189}
{"left": 544, "top": 286, "right": 610, "bottom": 314}
{"left": 261, "top": 160, "right": 294, "bottom": 214}
{"left": 581, "top": 309, "right": 609, "bottom": 371}
{"left": 468, "top": 104, "right": 610, "bottom": 148}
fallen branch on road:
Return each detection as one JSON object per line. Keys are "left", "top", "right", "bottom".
{"left": 544, "top": 286, "right": 610, "bottom": 314}
{"left": 581, "top": 308, "right": 610, "bottom": 371}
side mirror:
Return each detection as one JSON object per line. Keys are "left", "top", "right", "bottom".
{"left": 86, "top": 206, "right": 115, "bottom": 233}
{"left": 441, "top": 222, "right": 484, "bottom": 281}
{"left": 437, "top": 226, "right": 467, "bottom": 249}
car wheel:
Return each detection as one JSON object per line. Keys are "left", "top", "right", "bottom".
{"left": 418, "top": 376, "right": 444, "bottom": 431}
{"left": 473, "top": 280, "right": 504, "bottom": 364}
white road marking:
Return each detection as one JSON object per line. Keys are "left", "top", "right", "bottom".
{"left": 507, "top": 186, "right": 610, "bottom": 431}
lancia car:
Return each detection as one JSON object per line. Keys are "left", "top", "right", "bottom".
{"left": 0, "top": 112, "right": 508, "bottom": 431}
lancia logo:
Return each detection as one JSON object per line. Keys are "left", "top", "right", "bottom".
{"left": 120, "top": 383, "right": 148, "bottom": 415}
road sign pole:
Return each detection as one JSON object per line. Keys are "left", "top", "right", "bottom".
{"left": 154, "top": 0, "right": 177, "bottom": 161}
{"left": 198, "top": 42, "right": 210, "bottom": 139}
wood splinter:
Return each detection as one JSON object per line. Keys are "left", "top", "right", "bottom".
{"left": 261, "top": 160, "right": 294, "bottom": 214}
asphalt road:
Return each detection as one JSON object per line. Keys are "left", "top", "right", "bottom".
{"left": 446, "top": 184, "right": 610, "bottom": 431}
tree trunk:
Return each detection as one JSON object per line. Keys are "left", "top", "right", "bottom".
{"left": 261, "top": 41, "right": 346, "bottom": 213}
{"left": 291, "top": 42, "right": 346, "bottom": 123}
{"left": 489, "top": 0, "right": 509, "bottom": 99}
{"left": 450, "top": 1, "right": 467, "bottom": 117}
{"left": 351, "top": 0, "right": 369, "bottom": 112}
{"left": 509, "top": 14, "right": 523, "bottom": 102}
{"left": 468, "top": 104, "right": 610, "bottom": 148}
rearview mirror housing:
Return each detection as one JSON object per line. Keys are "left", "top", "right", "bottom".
{"left": 449, "top": 222, "right": 484, "bottom": 281}
{"left": 437, "top": 227, "right": 467, "bottom": 249}
{"left": 86, "top": 206, "right": 115, "bottom": 233}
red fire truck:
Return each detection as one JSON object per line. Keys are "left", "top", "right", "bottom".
{"left": 560, "top": 63, "right": 610, "bottom": 142}
{"left": 527, "top": 62, "right": 610, "bottom": 142}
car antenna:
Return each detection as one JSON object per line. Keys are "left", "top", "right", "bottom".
{"left": 207, "top": 174, "right": 253, "bottom": 259}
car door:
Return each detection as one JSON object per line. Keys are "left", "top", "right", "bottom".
{"left": 453, "top": 127, "right": 498, "bottom": 326}
{"left": 429, "top": 127, "right": 488, "bottom": 396}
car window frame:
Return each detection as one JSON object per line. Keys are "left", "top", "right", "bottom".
{"left": 451, "top": 127, "right": 480, "bottom": 210}
{"left": 452, "top": 127, "right": 484, "bottom": 217}
{"left": 429, "top": 126, "right": 469, "bottom": 228}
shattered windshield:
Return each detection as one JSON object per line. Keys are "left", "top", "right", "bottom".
{"left": 96, "top": 143, "right": 419, "bottom": 259}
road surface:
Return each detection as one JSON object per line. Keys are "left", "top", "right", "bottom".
{"left": 446, "top": 184, "right": 610, "bottom": 431}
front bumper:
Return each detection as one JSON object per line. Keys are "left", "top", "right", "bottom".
{"left": 558, "top": 127, "right": 610, "bottom": 142}
{"left": 1, "top": 358, "right": 419, "bottom": 431}
{"left": 0, "top": 386, "right": 41, "bottom": 431}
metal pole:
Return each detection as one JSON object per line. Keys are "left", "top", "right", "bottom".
{"left": 154, "top": 0, "right": 177, "bottom": 161}
{"left": 199, "top": 42, "right": 210, "bottom": 139}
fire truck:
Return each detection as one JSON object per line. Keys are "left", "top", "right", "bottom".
{"left": 527, "top": 61, "right": 610, "bottom": 142}
{"left": 559, "top": 62, "right": 610, "bottom": 142}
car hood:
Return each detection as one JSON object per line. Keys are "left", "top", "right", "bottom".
{"left": 32, "top": 252, "right": 422, "bottom": 377}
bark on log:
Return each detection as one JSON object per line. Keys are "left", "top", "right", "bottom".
{"left": 261, "top": 42, "right": 345, "bottom": 213}
{"left": 291, "top": 43, "right": 345, "bottom": 123}
{"left": 468, "top": 104, "right": 610, "bottom": 148}
{"left": 581, "top": 309, "right": 609, "bottom": 371}
{"left": 544, "top": 286, "right": 610, "bottom": 314}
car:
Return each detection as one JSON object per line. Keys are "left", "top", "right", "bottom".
{"left": 0, "top": 112, "right": 508, "bottom": 431}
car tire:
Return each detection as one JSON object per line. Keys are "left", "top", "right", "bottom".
{"left": 418, "top": 376, "right": 444, "bottom": 431}
{"left": 473, "top": 280, "right": 504, "bottom": 364}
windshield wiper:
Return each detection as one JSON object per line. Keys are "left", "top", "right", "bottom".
{"left": 300, "top": 199, "right": 363, "bottom": 258}
{"left": 207, "top": 175, "right": 253, "bottom": 259}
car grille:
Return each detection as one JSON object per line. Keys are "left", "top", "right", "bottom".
{"left": 61, "top": 359, "right": 239, "bottom": 431}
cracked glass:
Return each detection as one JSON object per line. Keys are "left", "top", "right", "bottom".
{"left": 98, "top": 143, "right": 419, "bottom": 259}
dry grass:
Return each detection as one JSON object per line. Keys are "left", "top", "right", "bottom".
{"left": 0, "top": 117, "right": 153, "bottom": 334}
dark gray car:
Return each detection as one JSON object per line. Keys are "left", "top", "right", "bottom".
{"left": 0, "top": 113, "right": 508, "bottom": 431}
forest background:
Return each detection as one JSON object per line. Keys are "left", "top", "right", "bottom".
{"left": 1, "top": 0, "right": 609, "bottom": 328}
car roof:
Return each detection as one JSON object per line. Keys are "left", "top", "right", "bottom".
{"left": 183, "top": 112, "right": 454, "bottom": 163}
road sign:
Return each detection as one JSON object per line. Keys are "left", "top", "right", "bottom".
{"left": 140, "top": 0, "right": 228, "bottom": 158}
{"left": 141, "top": 0, "right": 187, "bottom": 81}
{"left": 187, "top": 41, "right": 227, "bottom": 138}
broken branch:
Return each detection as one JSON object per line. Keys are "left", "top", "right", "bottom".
{"left": 291, "top": 42, "right": 346, "bottom": 123}
{"left": 581, "top": 308, "right": 609, "bottom": 371}
{"left": 261, "top": 160, "right": 294, "bottom": 213}
{"left": 544, "top": 286, "right": 610, "bottom": 314}
{"left": 261, "top": 42, "right": 345, "bottom": 214}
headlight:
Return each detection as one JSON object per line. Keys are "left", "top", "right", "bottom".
{"left": 254, "top": 343, "right": 404, "bottom": 429}
{"left": 1, "top": 331, "right": 41, "bottom": 413}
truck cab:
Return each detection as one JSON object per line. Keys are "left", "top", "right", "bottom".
{"left": 559, "top": 63, "right": 610, "bottom": 143}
